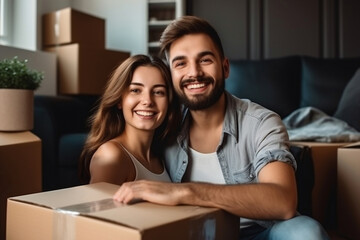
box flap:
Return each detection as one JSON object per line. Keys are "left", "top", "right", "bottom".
{"left": 9, "top": 182, "right": 219, "bottom": 231}
{"left": 341, "top": 141, "right": 360, "bottom": 148}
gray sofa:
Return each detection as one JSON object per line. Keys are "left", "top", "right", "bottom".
{"left": 31, "top": 55, "right": 360, "bottom": 221}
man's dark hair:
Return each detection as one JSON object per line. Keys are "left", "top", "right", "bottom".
{"left": 159, "top": 15, "right": 225, "bottom": 60}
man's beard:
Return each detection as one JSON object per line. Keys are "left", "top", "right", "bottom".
{"left": 178, "top": 76, "right": 225, "bottom": 111}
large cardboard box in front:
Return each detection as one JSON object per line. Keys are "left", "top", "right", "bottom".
{"left": 44, "top": 44, "right": 130, "bottom": 95}
{"left": 7, "top": 182, "right": 239, "bottom": 240}
{"left": 290, "top": 141, "right": 348, "bottom": 228}
{"left": 337, "top": 142, "right": 360, "bottom": 240}
{"left": 42, "top": 7, "right": 105, "bottom": 47}
{"left": 0, "top": 131, "right": 41, "bottom": 240}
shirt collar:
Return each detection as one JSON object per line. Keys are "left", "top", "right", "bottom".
{"left": 176, "top": 91, "right": 239, "bottom": 145}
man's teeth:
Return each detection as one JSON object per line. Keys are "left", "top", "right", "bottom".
{"left": 136, "top": 111, "right": 154, "bottom": 116}
{"left": 187, "top": 83, "right": 206, "bottom": 89}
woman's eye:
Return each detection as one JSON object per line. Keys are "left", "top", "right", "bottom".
{"left": 154, "top": 90, "right": 166, "bottom": 96}
{"left": 130, "top": 88, "right": 140, "bottom": 93}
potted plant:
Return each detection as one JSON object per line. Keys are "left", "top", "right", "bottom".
{"left": 0, "top": 56, "right": 44, "bottom": 131}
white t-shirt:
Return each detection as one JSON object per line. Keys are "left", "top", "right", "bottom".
{"left": 185, "top": 148, "right": 226, "bottom": 184}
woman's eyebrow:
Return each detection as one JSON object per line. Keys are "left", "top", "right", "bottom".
{"left": 130, "top": 82, "right": 166, "bottom": 88}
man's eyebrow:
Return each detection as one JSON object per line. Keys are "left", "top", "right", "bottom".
{"left": 198, "top": 51, "right": 216, "bottom": 58}
{"left": 171, "top": 51, "right": 216, "bottom": 65}
{"left": 171, "top": 55, "right": 185, "bottom": 65}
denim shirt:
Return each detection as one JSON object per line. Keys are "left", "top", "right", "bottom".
{"left": 164, "top": 91, "right": 296, "bottom": 227}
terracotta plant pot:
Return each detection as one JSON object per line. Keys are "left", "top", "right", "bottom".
{"left": 0, "top": 89, "right": 34, "bottom": 131}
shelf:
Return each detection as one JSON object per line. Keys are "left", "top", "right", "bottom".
{"left": 148, "top": 41, "right": 161, "bottom": 48}
{"left": 147, "top": 0, "right": 185, "bottom": 55}
{"left": 149, "top": 20, "right": 172, "bottom": 27}
{"left": 149, "top": 0, "right": 176, "bottom": 4}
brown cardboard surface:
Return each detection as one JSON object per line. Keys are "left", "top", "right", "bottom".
{"left": 0, "top": 89, "right": 34, "bottom": 131}
{"left": 337, "top": 142, "right": 360, "bottom": 240}
{"left": 289, "top": 141, "right": 349, "bottom": 228}
{"left": 42, "top": 7, "right": 105, "bottom": 47}
{"left": 0, "top": 131, "right": 42, "bottom": 240}
{"left": 7, "top": 182, "right": 239, "bottom": 240}
{"left": 44, "top": 44, "right": 129, "bottom": 95}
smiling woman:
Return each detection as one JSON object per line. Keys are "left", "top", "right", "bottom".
{"left": 79, "top": 54, "right": 181, "bottom": 186}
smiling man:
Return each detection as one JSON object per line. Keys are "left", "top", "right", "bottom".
{"left": 113, "top": 16, "right": 329, "bottom": 240}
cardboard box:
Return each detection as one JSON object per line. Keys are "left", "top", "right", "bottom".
{"left": 42, "top": 7, "right": 105, "bottom": 47}
{"left": 7, "top": 182, "right": 239, "bottom": 240}
{"left": 337, "top": 142, "right": 360, "bottom": 239}
{"left": 44, "top": 44, "right": 130, "bottom": 95}
{"left": 0, "top": 131, "right": 42, "bottom": 240}
{"left": 290, "top": 141, "right": 349, "bottom": 228}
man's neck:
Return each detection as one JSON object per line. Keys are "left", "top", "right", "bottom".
{"left": 189, "top": 93, "right": 226, "bottom": 129}
{"left": 188, "top": 93, "right": 226, "bottom": 153}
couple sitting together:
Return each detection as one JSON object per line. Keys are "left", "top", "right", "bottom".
{"left": 79, "top": 16, "right": 329, "bottom": 240}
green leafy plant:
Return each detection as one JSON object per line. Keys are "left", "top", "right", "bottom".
{"left": 0, "top": 56, "right": 44, "bottom": 90}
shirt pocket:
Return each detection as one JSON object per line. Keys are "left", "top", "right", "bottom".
{"left": 233, "top": 163, "right": 256, "bottom": 184}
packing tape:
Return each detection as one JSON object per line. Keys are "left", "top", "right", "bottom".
{"left": 53, "top": 198, "right": 122, "bottom": 239}
{"left": 53, "top": 210, "right": 77, "bottom": 240}
{"left": 55, "top": 11, "right": 60, "bottom": 38}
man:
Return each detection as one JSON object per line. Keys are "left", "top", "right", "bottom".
{"left": 114, "top": 16, "right": 329, "bottom": 239}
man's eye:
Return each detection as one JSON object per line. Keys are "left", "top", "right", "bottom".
{"left": 174, "top": 61, "right": 185, "bottom": 68}
{"left": 201, "top": 58, "right": 212, "bottom": 63}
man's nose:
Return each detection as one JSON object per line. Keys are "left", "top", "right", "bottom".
{"left": 187, "top": 62, "right": 203, "bottom": 79}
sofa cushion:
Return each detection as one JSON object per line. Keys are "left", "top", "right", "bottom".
{"left": 300, "top": 56, "right": 360, "bottom": 116}
{"left": 225, "top": 56, "right": 301, "bottom": 118}
{"left": 58, "top": 133, "right": 88, "bottom": 166}
{"left": 334, "top": 68, "right": 360, "bottom": 131}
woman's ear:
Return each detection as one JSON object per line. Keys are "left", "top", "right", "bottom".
{"left": 117, "top": 101, "right": 122, "bottom": 110}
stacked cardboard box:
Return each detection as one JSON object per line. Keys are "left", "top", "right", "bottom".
{"left": 7, "top": 182, "right": 239, "bottom": 240}
{"left": 42, "top": 8, "right": 130, "bottom": 95}
{"left": 290, "top": 141, "right": 349, "bottom": 228}
{"left": 337, "top": 142, "right": 360, "bottom": 240}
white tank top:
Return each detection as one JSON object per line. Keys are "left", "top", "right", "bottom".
{"left": 186, "top": 148, "right": 226, "bottom": 184}
{"left": 118, "top": 143, "right": 171, "bottom": 182}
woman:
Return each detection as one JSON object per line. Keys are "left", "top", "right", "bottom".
{"left": 79, "top": 55, "right": 180, "bottom": 185}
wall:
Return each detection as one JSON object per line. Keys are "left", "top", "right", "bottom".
{"left": 0, "top": 45, "right": 57, "bottom": 95}
{"left": 191, "top": 0, "right": 360, "bottom": 60}
{"left": 70, "top": 0, "right": 147, "bottom": 55}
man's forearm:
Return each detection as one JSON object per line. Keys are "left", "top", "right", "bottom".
{"left": 179, "top": 182, "right": 297, "bottom": 220}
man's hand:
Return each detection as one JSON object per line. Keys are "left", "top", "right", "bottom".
{"left": 113, "top": 180, "right": 189, "bottom": 205}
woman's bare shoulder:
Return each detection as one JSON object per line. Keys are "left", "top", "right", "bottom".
{"left": 89, "top": 140, "right": 135, "bottom": 184}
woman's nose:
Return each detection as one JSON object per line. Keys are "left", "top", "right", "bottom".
{"left": 141, "top": 92, "right": 153, "bottom": 106}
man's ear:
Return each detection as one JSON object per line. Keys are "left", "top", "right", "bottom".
{"left": 223, "top": 57, "right": 230, "bottom": 79}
